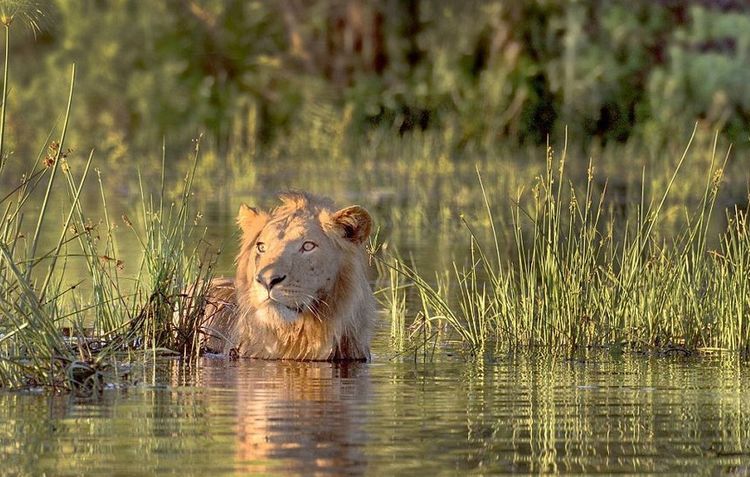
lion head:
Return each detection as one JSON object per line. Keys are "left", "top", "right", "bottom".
{"left": 233, "top": 192, "right": 375, "bottom": 360}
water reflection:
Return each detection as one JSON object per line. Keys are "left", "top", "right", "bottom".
{"left": 0, "top": 355, "right": 749, "bottom": 475}
{"left": 201, "top": 359, "right": 370, "bottom": 476}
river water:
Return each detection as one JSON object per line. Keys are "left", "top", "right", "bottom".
{"left": 2, "top": 352, "right": 749, "bottom": 475}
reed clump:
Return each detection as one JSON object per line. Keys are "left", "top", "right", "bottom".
{"left": 0, "top": 18, "right": 214, "bottom": 393}
{"left": 0, "top": 120, "right": 215, "bottom": 394}
{"left": 390, "top": 129, "right": 750, "bottom": 358}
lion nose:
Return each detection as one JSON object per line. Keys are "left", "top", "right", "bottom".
{"left": 256, "top": 272, "right": 287, "bottom": 290}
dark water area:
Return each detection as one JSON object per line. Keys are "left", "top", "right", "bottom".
{"left": 2, "top": 353, "right": 749, "bottom": 475}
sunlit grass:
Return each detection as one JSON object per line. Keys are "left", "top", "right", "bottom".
{"left": 0, "top": 134, "right": 215, "bottom": 392}
{"left": 387, "top": 128, "right": 750, "bottom": 358}
{"left": 0, "top": 21, "right": 214, "bottom": 392}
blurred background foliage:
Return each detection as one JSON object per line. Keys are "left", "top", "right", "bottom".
{"left": 5, "top": 0, "right": 750, "bottom": 163}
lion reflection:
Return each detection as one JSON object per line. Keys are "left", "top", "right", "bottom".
{"left": 202, "top": 359, "right": 370, "bottom": 476}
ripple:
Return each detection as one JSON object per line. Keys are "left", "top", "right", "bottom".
{"left": 0, "top": 355, "right": 749, "bottom": 475}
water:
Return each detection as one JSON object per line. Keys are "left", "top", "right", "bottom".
{"left": 5, "top": 151, "right": 750, "bottom": 475}
{"left": 2, "top": 354, "right": 749, "bottom": 475}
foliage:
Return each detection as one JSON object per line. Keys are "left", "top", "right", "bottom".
{"left": 4, "top": 1, "right": 750, "bottom": 167}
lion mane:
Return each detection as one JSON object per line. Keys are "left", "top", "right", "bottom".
{"left": 201, "top": 192, "right": 376, "bottom": 361}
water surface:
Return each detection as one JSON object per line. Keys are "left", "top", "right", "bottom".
{"left": 2, "top": 354, "right": 749, "bottom": 475}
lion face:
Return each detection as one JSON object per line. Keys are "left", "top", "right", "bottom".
{"left": 248, "top": 211, "right": 343, "bottom": 323}
{"left": 235, "top": 193, "right": 372, "bottom": 328}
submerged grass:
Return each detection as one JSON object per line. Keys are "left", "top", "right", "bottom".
{"left": 388, "top": 129, "right": 750, "bottom": 359}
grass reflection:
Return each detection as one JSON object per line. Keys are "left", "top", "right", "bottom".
{"left": 0, "top": 355, "right": 748, "bottom": 475}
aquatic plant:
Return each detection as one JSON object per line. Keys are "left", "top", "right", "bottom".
{"left": 0, "top": 16, "right": 215, "bottom": 392}
{"left": 388, "top": 128, "right": 750, "bottom": 358}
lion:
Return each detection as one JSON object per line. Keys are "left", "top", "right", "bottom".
{"left": 200, "top": 192, "right": 376, "bottom": 361}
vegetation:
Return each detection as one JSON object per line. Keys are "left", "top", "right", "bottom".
{"left": 386, "top": 130, "right": 750, "bottom": 359}
{"left": 0, "top": 10, "right": 215, "bottom": 393}
{"left": 0, "top": 109, "right": 215, "bottom": 393}
{"left": 6, "top": 1, "right": 750, "bottom": 164}
{"left": 2, "top": 1, "right": 750, "bottom": 392}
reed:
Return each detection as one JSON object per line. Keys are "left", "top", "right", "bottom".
{"left": 0, "top": 18, "right": 214, "bottom": 392}
{"left": 388, "top": 128, "right": 750, "bottom": 358}
{"left": 0, "top": 130, "right": 214, "bottom": 393}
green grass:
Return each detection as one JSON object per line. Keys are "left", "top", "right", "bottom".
{"left": 0, "top": 20, "right": 215, "bottom": 393}
{"left": 0, "top": 125, "right": 215, "bottom": 393}
{"left": 386, "top": 129, "right": 750, "bottom": 359}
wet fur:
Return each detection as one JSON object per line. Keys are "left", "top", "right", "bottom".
{"left": 202, "top": 193, "right": 375, "bottom": 361}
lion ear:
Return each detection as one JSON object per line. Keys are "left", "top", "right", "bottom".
{"left": 330, "top": 205, "right": 372, "bottom": 245}
{"left": 237, "top": 203, "right": 268, "bottom": 244}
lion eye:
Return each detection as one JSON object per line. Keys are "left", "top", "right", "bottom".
{"left": 256, "top": 242, "right": 266, "bottom": 253}
{"left": 301, "top": 241, "right": 317, "bottom": 252}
